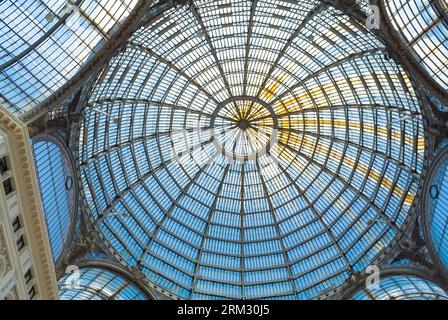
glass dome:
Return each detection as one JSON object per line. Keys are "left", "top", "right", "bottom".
{"left": 424, "top": 148, "right": 448, "bottom": 269}
{"left": 350, "top": 274, "right": 448, "bottom": 300}
{"left": 77, "top": 0, "right": 426, "bottom": 299}
{"left": 0, "top": 0, "right": 138, "bottom": 115}
{"left": 384, "top": 0, "right": 448, "bottom": 90}
{"left": 58, "top": 267, "right": 149, "bottom": 300}
{"left": 32, "top": 136, "right": 74, "bottom": 262}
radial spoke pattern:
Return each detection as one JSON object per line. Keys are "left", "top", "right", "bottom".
{"left": 211, "top": 98, "right": 277, "bottom": 161}
{"left": 78, "top": 0, "right": 426, "bottom": 299}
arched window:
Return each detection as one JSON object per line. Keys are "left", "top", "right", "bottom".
{"left": 32, "top": 136, "right": 74, "bottom": 262}
{"left": 384, "top": 0, "right": 448, "bottom": 90}
{"left": 424, "top": 148, "right": 448, "bottom": 269}
{"left": 58, "top": 267, "right": 149, "bottom": 300}
{"left": 350, "top": 274, "right": 448, "bottom": 300}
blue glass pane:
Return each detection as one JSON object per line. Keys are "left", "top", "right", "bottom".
{"left": 385, "top": 0, "right": 448, "bottom": 90}
{"left": 351, "top": 275, "right": 448, "bottom": 300}
{"left": 32, "top": 139, "right": 72, "bottom": 261}
{"left": 58, "top": 267, "right": 149, "bottom": 300}
{"left": 76, "top": 0, "right": 426, "bottom": 299}
{"left": 0, "top": 0, "right": 139, "bottom": 115}
{"left": 428, "top": 155, "right": 448, "bottom": 267}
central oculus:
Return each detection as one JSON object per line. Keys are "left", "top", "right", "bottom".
{"left": 237, "top": 119, "right": 250, "bottom": 130}
{"left": 210, "top": 97, "right": 278, "bottom": 162}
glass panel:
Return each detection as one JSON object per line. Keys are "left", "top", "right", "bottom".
{"left": 77, "top": 0, "right": 426, "bottom": 299}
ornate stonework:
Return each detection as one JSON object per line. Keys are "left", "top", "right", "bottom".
{"left": 3, "top": 286, "right": 18, "bottom": 300}
{"left": 0, "top": 104, "right": 58, "bottom": 299}
{"left": 0, "top": 227, "right": 12, "bottom": 278}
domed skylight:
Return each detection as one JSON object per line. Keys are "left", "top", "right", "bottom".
{"left": 77, "top": 0, "right": 426, "bottom": 299}
{"left": 350, "top": 274, "right": 448, "bottom": 300}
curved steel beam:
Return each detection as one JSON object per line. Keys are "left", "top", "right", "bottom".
{"left": 245, "top": 2, "right": 325, "bottom": 118}
{"left": 371, "top": 0, "right": 448, "bottom": 108}
{"left": 338, "top": 266, "right": 448, "bottom": 300}
{"left": 190, "top": 163, "right": 231, "bottom": 299}
{"left": 59, "top": 261, "right": 156, "bottom": 300}
{"left": 19, "top": 0, "right": 164, "bottom": 126}
{"left": 76, "top": 260, "right": 158, "bottom": 300}
{"left": 0, "top": 0, "right": 85, "bottom": 73}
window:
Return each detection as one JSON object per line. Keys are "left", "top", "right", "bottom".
{"left": 0, "top": 156, "right": 7, "bottom": 174}
{"left": 3, "top": 178, "right": 13, "bottom": 196}
{"left": 350, "top": 274, "right": 448, "bottom": 300}
{"left": 16, "top": 235, "right": 25, "bottom": 252}
{"left": 385, "top": 0, "right": 448, "bottom": 90}
{"left": 58, "top": 267, "right": 149, "bottom": 300}
{"left": 32, "top": 137, "right": 74, "bottom": 262}
{"left": 12, "top": 216, "right": 21, "bottom": 233}
{"left": 24, "top": 269, "right": 33, "bottom": 285}
{"left": 0, "top": 0, "right": 141, "bottom": 115}
{"left": 424, "top": 147, "right": 448, "bottom": 269}
{"left": 27, "top": 286, "right": 36, "bottom": 300}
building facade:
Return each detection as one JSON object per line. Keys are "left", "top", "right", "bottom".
{"left": 0, "top": 104, "right": 58, "bottom": 300}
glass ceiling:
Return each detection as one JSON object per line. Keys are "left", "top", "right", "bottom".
{"left": 58, "top": 267, "right": 149, "bottom": 300}
{"left": 385, "top": 0, "right": 448, "bottom": 90}
{"left": 77, "top": 0, "right": 426, "bottom": 299}
{"left": 350, "top": 274, "right": 448, "bottom": 300}
{"left": 32, "top": 136, "right": 73, "bottom": 262}
{"left": 0, "top": 0, "right": 138, "bottom": 115}
{"left": 426, "top": 148, "right": 448, "bottom": 269}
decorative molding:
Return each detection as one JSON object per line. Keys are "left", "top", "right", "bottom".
{"left": 0, "top": 104, "right": 59, "bottom": 299}
{"left": 0, "top": 228, "right": 12, "bottom": 278}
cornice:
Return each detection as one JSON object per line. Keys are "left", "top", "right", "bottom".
{"left": 0, "top": 104, "right": 59, "bottom": 299}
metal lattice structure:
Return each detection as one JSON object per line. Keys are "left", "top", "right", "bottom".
{"left": 349, "top": 273, "right": 448, "bottom": 300}
{"left": 2, "top": 0, "right": 448, "bottom": 300}
{"left": 32, "top": 134, "right": 75, "bottom": 262}
{"left": 76, "top": 0, "right": 427, "bottom": 299}
{"left": 423, "top": 147, "right": 448, "bottom": 271}
{"left": 0, "top": 0, "right": 140, "bottom": 116}
{"left": 384, "top": 0, "right": 448, "bottom": 91}
{"left": 58, "top": 267, "right": 149, "bottom": 300}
